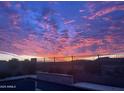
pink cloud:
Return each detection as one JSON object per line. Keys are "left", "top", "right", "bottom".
{"left": 79, "top": 9, "right": 85, "bottom": 13}
{"left": 88, "top": 5, "right": 124, "bottom": 20}
{"left": 64, "top": 19, "right": 75, "bottom": 25}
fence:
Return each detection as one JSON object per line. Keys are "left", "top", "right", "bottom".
{"left": 36, "top": 53, "right": 124, "bottom": 62}
{"left": 38, "top": 56, "right": 94, "bottom": 62}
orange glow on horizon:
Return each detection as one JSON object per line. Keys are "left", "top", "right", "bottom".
{"left": 0, "top": 51, "right": 124, "bottom": 62}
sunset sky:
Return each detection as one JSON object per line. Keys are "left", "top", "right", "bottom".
{"left": 0, "top": 1, "right": 124, "bottom": 61}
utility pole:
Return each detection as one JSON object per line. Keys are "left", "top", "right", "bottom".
{"left": 71, "top": 56, "right": 74, "bottom": 75}
{"left": 71, "top": 56, "right": 74, "bottom": 62}
{"left": 97, "top": 54, "right": 101, "bottom": 75}
{"left": 44, "top": 58, "right": 45, "bottom": 63}
{"left": 54, "top": 57, "right": 56, "bottom": 63}
{"left": 97, "top": 54, "right": 100, "bottom": 59}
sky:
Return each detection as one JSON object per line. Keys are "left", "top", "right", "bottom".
{"left": 0, "top": 1, "right": 124, "bottom": 61}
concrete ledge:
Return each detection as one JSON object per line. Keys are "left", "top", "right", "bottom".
{"left": 0, "top": 75, "right": 36, "bottom": 81}
{"left": 73, "top": 82, "right": 124, "bottom": 91}
{"left": 37, "top": 72, "right": 73, "bottom": 85}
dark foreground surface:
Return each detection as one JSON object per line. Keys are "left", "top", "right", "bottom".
{"left": 0, "top": 78, "right": 35, "bottom": 91}
{"left": 0, "top": 78, "right": 92, "bottom": 91}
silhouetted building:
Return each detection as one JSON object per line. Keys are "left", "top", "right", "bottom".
{"left": 9, "top": 58, "right": 19, "bottom": 62}
{"left": 0, "top": 60, "right": 7, "bottom": 63}
{"left": 96, "top": 57, "right": 110, "bottom": 60}
{"left": 31, "top": 58, "right": 37, "bottom": 62}
{"left": 24, "top": 59, "right": 30, "bottom": 62}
